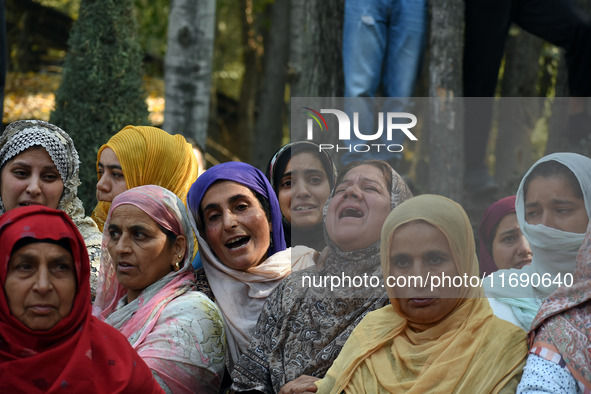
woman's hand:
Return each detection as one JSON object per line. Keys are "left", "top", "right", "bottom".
{"left": 279, "top": 375, "right": 320, "bottom": 394}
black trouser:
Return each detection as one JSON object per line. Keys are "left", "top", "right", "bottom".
{"left": 463, "top": 0, "right": 591, "bottom": 167}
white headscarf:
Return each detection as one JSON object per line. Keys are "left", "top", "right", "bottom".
{"left": 484, "top": 152, "right": 591, "bottom": 328}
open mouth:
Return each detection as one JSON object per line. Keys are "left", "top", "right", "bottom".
{"left": 19, "top": 201, "right": 40, "bottom": 207}
{"left": 339, "top": 207, "right": 364, "bottom": 218}
{"left": 226, "top": 236, "right": 250, "bottom": 249}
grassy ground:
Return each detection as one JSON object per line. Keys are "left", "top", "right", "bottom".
{"left": 3, "top": 71, "right": 165, "bottom": 125}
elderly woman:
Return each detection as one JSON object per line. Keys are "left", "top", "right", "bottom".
{"left": 315, "top": 194, "right": 528, "bottom": 394}
{"left": 518, "top": 221, "right": 591, "bottom": 393}
{"left": 186, "top": 161, "right": 317, "bottom": 371}
{"left": 92, "top": 185, "right": 225, "bottom": 393}
{"left": 478, "top": 195, "right": 532, "bottom": 276}
{"left": 266, "top": 141, "right": 337, "bottom": 250}
{"left": 484, "top": 152, "right": 591, "bottom": 330}
{"left": 231, "top": 160, "right": 412, "bottom": 393}
{"left": 0, "top": 120, "right": 102, "bottom": 294}
{"left": 0, "top": 206, "right": 162, "bottom": 392}
{"left": 92, "top": 125, "right": 198, "bottom": 232}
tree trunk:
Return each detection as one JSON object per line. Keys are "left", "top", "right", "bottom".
{"left": 163, "top": 0, "right": 216, "bottom": 150}
{"left": 546, "top": 0, "right": 590, "bottom": 155}
{"left": 495, "top": 28, "right": 543, "bottom": 186}
{"left": 427, "top": 0, "right": 464, "bottom": 202}
{"left": 289, "top": 0, "right": 344, "bottom": 143}
{"left": 289, "top": 0, "right": 343, "bottom": 99}
{"left": 251, "top": 0, "right": 290, "bottom": 170}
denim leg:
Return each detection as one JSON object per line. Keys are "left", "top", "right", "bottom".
{"left": 341, "top": 0, "right": 425, "bottom": 165}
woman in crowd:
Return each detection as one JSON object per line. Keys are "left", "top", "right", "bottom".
{"left": 484, "top": 152, "right": 591, "bottom": 330}
{"left": 518, "top": 221, "right": 591, "bottom": 393}
{"left": 92, "top": 185, "right": 225, "bottom": 393}
{"left": 478, "top": 195, "right": 532, "bottom": 277}
{"left": 314, "top": 194, "right": 527, "bottom": 393}
{"left": 0, "top": 120, "right": 102, "bottom": 294}
{"left": 266, "top": 141, "right": 336, "bottom": 250}
{"left": 231, "top": 160, "right": 413, "bottom": 393}
{"left": 186, "top": 161, "right": 317, "bottom": 371}
{"left": 0, "top": 206, "right": 162, "bottom": 392}
{"left": 92, "top": 125, "right": 198, "bottom": 232}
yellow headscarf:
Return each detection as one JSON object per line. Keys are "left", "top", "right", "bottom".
{"left": 316, "top": 194, "right": 527, "bottom": 394}
{"left": 91, "top": 125, "right": 199, "bottom": 232}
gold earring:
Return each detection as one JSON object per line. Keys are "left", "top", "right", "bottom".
{"left": 178, "top": 254, "right": 182, "bottom": 259}
{"left": 174, "top": 261, "right": 180, "bottom": 271}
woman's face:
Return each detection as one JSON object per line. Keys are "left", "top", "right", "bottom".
{"left": 0, "top": 147, "right": 64, "bottom": 211}
{"left": 525, "top": 175, "right": 588, "bottom": 233}
{"left": 96, "top": 147, "right": 128, "bottom": 203}
{"left": 107, "top": 204, "right": 185, "bottom": 302}
{"left": 5, "top": 242, "right": 76, "bottom": 331}
{"left": 491, "top": 213, "right": 532, "bottom": 270}
{"left": 278, "top": 152, "right": 331, "bottom": 228}
{"left": 201, "top": 181, "right": 271, "bottom": 271}
{"left": 388, "top": 221, "right": 460, "bottom": 325}
{"left": 325, "top": 164, "right": 391, "bottom": 251}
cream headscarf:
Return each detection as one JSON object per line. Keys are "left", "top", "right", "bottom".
{"left": 317, "top": 195, "right": 527, "bottom": 394}
{"left": 91, "top": 125, "right": 199, "bottom": 232}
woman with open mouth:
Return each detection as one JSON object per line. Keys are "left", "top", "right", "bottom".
{"left": 186, "top": 161, "right": 318, "bottom": 374}
{"left": 315, "top": 194, "right": 528, "bottom": 394}
{"left": 0, "top": 120, "right": 102, "bottom": 297}
{"left": 92, "top": 185, "right": 226, "bottom": 393}
{"left": 230, "top": 160, "right": 412, "bottom": 394}
{"left": 0, "top": 205, "right": 163, "bottom": 392}
{"left": 266, "top": 141, "right": 337, "bottom": 251}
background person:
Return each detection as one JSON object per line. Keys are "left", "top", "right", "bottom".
{"left": 266, "top": 141, "right": 337, "bottom": 250}
{"left": 0, "top": 119, "right": 102, "bottom": 296}
{"left": 92, "top": 125, "right": 198, "bottom": 232}
{"left": 93, "top": 185, "right": 226, "bottom": 393}
{"left": 478, "top": 195, "right": 532, "bottom": 277}
{"left": 0, "top": 205, "right": 162, "bottom": 393}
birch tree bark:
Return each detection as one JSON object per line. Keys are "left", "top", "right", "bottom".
{"left": 163, "top": 0, "right": 216, "bottom": 150}
{"left": 428, "top": 0, "right": 464, "bottom": 201}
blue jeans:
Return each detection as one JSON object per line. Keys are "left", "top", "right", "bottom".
{"left": 341, "top": 0, "right": 427, "bottom": 165}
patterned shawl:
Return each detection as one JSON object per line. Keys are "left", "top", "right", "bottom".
{"left": 316, "top": 195, "right": 527, "bottom": 394}
{"left": 231, "top": 162, "right": 412, "bottom": 393}
{"left": 0, "top": 206, "right": 162, "bottom": 393}
{"left": 0, "top": 120, "right": 102, "bottom": 295}
{"left": 529, "top": 220, "right": 591, "bottom": 392}
{"left": 92, "top": 185, "right": 225, "bottom": 393}
{"left": 91, "top": 125, "right": 198, "bottom": 232}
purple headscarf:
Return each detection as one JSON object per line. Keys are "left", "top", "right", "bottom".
{"left": 187, "top": 161, "right": 286, "bottom": 255}
{"left": 478, "top": 195, "right": 516, "bottom": 277}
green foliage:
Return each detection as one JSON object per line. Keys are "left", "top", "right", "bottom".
{"left": 133, "top": 0, "right": 169, "bottom": 64}
{"left": 50, "top": 0, "right": 148, "bottom": 209}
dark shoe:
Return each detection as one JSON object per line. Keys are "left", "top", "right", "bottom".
{"left": 464, "top": 166, "right": 498, "bottom": 195}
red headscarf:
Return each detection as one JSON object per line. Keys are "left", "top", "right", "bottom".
{"left": 0, "top": 206, "right": 163, "bottom": 393}
{"left": 478, "top": 196, "right": 516, "bottom": 277}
